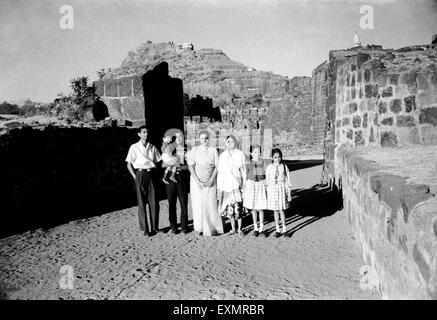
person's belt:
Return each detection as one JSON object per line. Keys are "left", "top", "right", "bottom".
{"left": 138, "top": 168, "right": 155, "bottom": 172}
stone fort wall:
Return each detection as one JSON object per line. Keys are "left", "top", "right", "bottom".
{"left": 324, "top": 42, "right": 437, "bottom": 299}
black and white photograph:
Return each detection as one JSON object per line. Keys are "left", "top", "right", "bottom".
{"left": 0, "top": 0, "right": 436, "bottom": 304}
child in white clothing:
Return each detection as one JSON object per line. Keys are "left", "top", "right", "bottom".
{"left": 265, "top": 148, "right": 292, "bottom": 238}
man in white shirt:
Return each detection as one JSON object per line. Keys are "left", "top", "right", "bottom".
{"left": 126, "top": 126, "right": 162, "bottom": 236}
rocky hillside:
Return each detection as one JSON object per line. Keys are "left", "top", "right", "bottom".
{"left": 103, "top": 41, "right": 293, "bottom": 108}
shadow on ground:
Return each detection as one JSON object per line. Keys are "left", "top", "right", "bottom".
{"left": 239, "top": 183, "right": 343, "bottom": 237}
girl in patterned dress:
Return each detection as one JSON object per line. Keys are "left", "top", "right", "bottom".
{"left": 266, "top": 148, "right": 292, "bottom": 238}
{"left": 243, "top": 145, "right": 268, "bottom": 237}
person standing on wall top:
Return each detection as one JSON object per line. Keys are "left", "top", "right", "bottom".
{"left": 164, "top": 129, "right": 190, "bottom": 234}
{"left": 126, "top": 126, "right": 162, "bottom": 237}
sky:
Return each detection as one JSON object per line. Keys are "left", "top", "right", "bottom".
{"left": 1, "top": 0, "right": 436, "bottom": 103}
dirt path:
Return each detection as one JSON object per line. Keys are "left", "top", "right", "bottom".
{"left": 0, "top": 165, "right": 380, "bottom": 300}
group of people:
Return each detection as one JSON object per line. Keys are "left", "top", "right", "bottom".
{"left": 125, "top": 126, "right": 293, "bottom": 239}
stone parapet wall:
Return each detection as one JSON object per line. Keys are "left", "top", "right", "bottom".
{"left": 336, "top": 145, "right": 437, "bottom": 299}
{"left": 0, "top": 124, "right": 140, "bottom": 238}
{"left": 94, "top": 76, "right": 145, "bottom": 126}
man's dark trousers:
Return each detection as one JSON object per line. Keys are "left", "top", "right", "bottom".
{"left": 165, "top": 170, "right": 189, "bottom": 232}
{"left": 135, "top": 169, "right": 160, "bottom": 234}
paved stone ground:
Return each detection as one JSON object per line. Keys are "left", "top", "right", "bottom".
{"left": 0, "top": 165, "right": 380, "bottom": 300}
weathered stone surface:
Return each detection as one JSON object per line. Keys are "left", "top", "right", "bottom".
{"left": 349, "top": 102, "right": 358, "bottom": 114}
{"left": 122, "top": 96, "right": 145, "bottom": 121}
{"left": 369, "top": 127, "right": 375, "bottom": 142}
{"left": 398, "top": 127, "right": 420, "bottom": 145}
{"left": 421, "top": 125, "right": 437, "bottom": 144}
{"left": 416, "top": 73, "right": 429, "bottom": 91}
{"left": 388, "top": 74, "right": 399, "bottom": 85}
{"left": 397, "top": 115, "right": 415, "bottom": 127}
{"left": 365, "top": 84, "right": 378, "bottom": 98}
{"left": 346, "top": 129, "right": 353, "bottom": 140}
{"left": 419, "top": 107, "right": 437, "bottom": 125}
{"left": 364, "top": 69, "right": 371, "bottom": 82}
{"left": 378, "top": 101, "right": 387, "bottom": 114}
{"left": 355, "top": 130, "right": 364, "bottom": 146}
{"left": 105, "top": 79, "right": 118, "bottom": 97}
{"left": 102, "top": 98, "right": 123, "bottom": 119}
{"left": 363, "top": 113, "right": 368, "bottom": 128}
{"left": 399, "top": 72, "right": 417, "bottom": 94}
{"left": 382, "top": 86, "right": 393, "bottom": 98}
{"left": 389, "top": 99, "right": 402, "bottom": 113}
{"left": 417, "top": 91, "right": 437, "bottom": 109}
{"left": 381, "top": 117, "right": 393, "bottom": 126}
{"left": 357, "top": 53, "right": 371, "bottom": 69}
{"left": 352, "top": 115, "right": 361, "bottom": 128}
{"left": 342, "top": 117, "right": 350, "bottom": 126}
{"left": 413, "top": 244, "right": 431, "bottom": 282}
{"left": 404, "top": 96, "right": 416, "bottom": 113}
{"left": 118, "top": 77, "right": 132, "bottom": 97}
{"left": 95, "top": 80, "right": 104, "bottom": 96}
{"left": 381, "top": 131, "right": 397, "bottom": 147}
{"left": 133, "top": 76, "right": 143, "bottom": 95}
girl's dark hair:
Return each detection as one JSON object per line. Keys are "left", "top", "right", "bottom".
{"left": 225, "top": 135, "right": 238, "bottom": 147}
{"left": 271, "top": 148, "right": 283, "bottom": 163}
{"left": 198, "top": 130, "right": 210, "bottom": 139}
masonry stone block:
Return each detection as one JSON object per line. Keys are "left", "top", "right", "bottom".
{"left": 419, "top": 107, "right": 437, "bottom": 126}
{"left": 389, "top": 74, "right": 399, "bottom": 86}
{"left": 133, "top": 76, "right": 143, "bottom": 95}
{"left": 351, "top": 88, "right": 356, "bottom": 99}
{"left": 349, "top": 102, "right": 358, "bottom": 114}
{"left": 118, "top": 77, "right": 132, "bottom": 97}
{"left": 102, "top": 98, "right": 123, "bottom": 120}
{"left": 421, "top": 125, "right": 437, "bottom": 145}
{"left": 404, "top": 96, "right": 416, "bottom": 113}
{"left": 105, "top": 79, "right": 118, "bottom": 97}
{"left": 389, "top": 99, "right": 402, "bottom": 114}
{"left": 357, "top": 70, "right": 362, "bottom": 83}
{"left": 369, "top": 127, "right": 375, "bottom": 142}
{"left": 417, "top": 90, "right": 437, "bottom": 109}
{"left": 353, "top": 115, "right": 362, "bottom": 128}
{"left": 381, "top": 131, "right": 398, "bottom": 147}
{"left": 400, "top": 72, "right": 418, "bottom": 94}
{"left": 346, "top": 129, "right": 353, "bottom": 140}
{"left": 381, "top": 117, "right": 393, "bottom": 126}
{"left": 378, "top": 101, "right": 388, "bottom": 114}
{"left": 355, "top": 130, "right": 364, "bottom": 146}
{"left": 397, "top": 115, "right": 416, "bottom": 127}
{"left": 95, "top": 80, "right": 104, "bottom": 96}
{"left": 363, "top": 113, "right": 368, "bottom": 128}
{"left": 398, "top": 127, "right": 420, "bottom": 145}
{"left": 122, "top": 96, "right": 145, "bottom": 121}
{"left": 382, "top": 86, "right": 393, "bottom": 98}
{"left": 416, "top": 73, "right": 429, "bottom": 91}
{"left": 342, "top": 117, "right": 350, "bottom": 126}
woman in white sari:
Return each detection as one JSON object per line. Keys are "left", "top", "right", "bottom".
{"left": 217, "top": 135, "right": 247, "bottom": 236}
{"left": 187, "top": 130, "right": 224, "bottom": 236}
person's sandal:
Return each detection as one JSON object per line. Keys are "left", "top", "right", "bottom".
{"left": 274, "top": 231, "right": 281, "bottom": 238}
{"left": 238, "top": 230, "right": 245, "bottom": 237}
{"left": 253, "top": 231, "right": 259, "bottom": 237}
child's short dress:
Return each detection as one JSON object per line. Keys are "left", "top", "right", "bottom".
{"left": 243, "top": 160, "right": 267, "bottom": 210}
{"left": 266, "top": 163, "right": 291, "bottom": 211}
